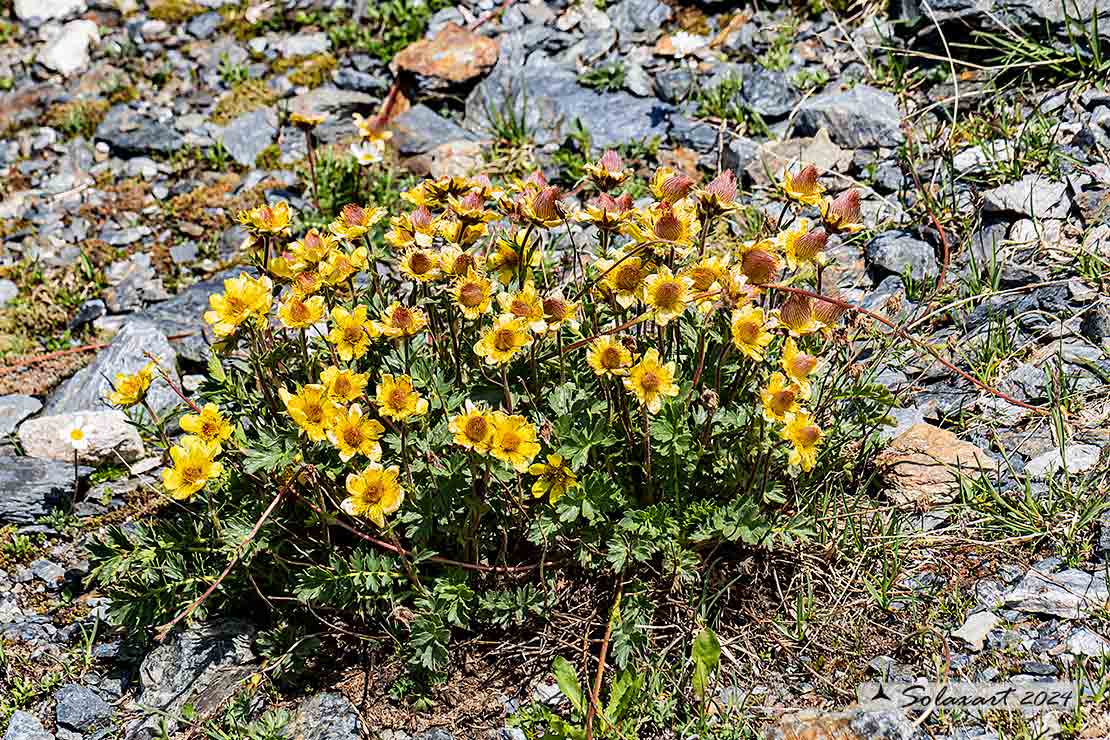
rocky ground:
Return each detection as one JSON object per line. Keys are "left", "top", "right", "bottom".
{"left": 1, "top": 0, "right": 1109, "bottom": 738}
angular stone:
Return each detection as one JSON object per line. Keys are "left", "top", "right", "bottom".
{"left": 1023, "top": 444, "right": 1102, "bottom": 479}
{"left": 0, "top": 455, "right": 88, "bottom": 524}
{"left": 1066, "top": 628, "right": 1110, "bottom": 657}
{"left": 951, "top": 611, "right": 999, "bottom": 651}
{"left": 96, "top": 105, "right": 185, "bottom": 158}
{"left": 293, "top": 694, "right": 362, "bottom": 740}
{"left": 402, "top": 139, "right": 483, "bottom": 179}
{"left": 44, "top": 321, "right": 181, "bottom": 419}
{"left": 793, "top": 85, "right": 903, "bottom": 148}
{"left": 37, "top": 20, "right": 99, "bottom": 77}
{"left": 18, "top": 411, "right": 144, "bottom": 465}
{"left": 0, "top": 279, "right": 17, "bottom": 308}
{"left": 3, "top": 711, "right": 54, "bottom": 740}
{"left": 866, "top": 230, "right": 938, "bottom": 282}
{"left": 390, "top": 104, "right": 475, "bottom": 156}
{"left": 103, "top": 253, "right": 169, "bottom": 313}
{"left": 0, "top": 395, "right": 42, "bottom": 437}
{"left": 56, "top": 684, "right": 113, "bottom": 732}
{"left": 218, "top": 108, "right": 278, "bottom": 167}
{"left": 1004, "top": 568, "right": 1109, "bottom": 619}
{"left": 14, "top": 0, "right": 85, "bottom": 21}
{"left": 875, "top": 423, "right": 992, "bottom": 506}
{"left": 982, "top": 175, "right": 1071, "bottom": 219}
{"left": 746, "top": 128, "right": 851, "bottom": 187}
{"left": 395, "top": 23, "right": 498, "bottom": 94}
{"left": 276, "top": 32, "right": 330, "bottom": 58}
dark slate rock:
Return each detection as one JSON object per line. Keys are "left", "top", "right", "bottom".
{"left": 333, "top": 67, "right": 390, "bottom": 95}
{"left": 390, "top": 104, "right": 475, "bottom": 156}
{"left": 30, "top": 559, "right": 66, "bottom": 590}
{"left": 3, "top": 711, "right": 54, "bottom": 740}
{"left": 56, "top": 684, "right": 113, "bottom": 732}
{"left": 0, "top": 455, "right": 88, "bottom": 524}
{"left": 95, "top": 105, "right": 185, "bottom": 157}
{"left": 894, "top": 0, "right": 1110, "bottom": 41}
{"left": 723, "top": 136, "right": 761, "bottom": 179}
{"left": 738, "top": 64, "right": 799, "bottom": 119}
{"left": 67, "top": 298, "right": 106, "bottom": 330}
{"left": 609, "top": 0, "right": 673, "bottom": 38}
{"left": 654, "top": 66, "right": 695, "bottom": 103}
{"left": 669, "top": 114, "right": 721, "bottom": 154}
{"left": 793, "top": 85, "right": 903, "bottom": 148}
{"left": 465, "top": 38, "right": 672, "bottom": 151}
{"left": 293, "top": 693, "right": 362, "bottom": 740}
{"left": 1081, "top": 301, "right": 1110, "bottom": 341}
{"left": 44, "top": 321, "right": 181, "bottom": 418}
{"left": 0, "top": 395, "right": 41, "bottom": 437}
{"left": 866, "top": 230, "right": 938, "bottom": 282}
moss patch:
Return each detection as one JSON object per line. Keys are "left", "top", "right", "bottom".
{"left": 45, "top": 99, "right": 110, "bottom": 139}
{"left": 210, "top": 78, "right": 278, "bottom": 125}
{"left": 286, "top": 53, "right": 337, "bottom": 88}
{"left": 148, "top": 0, "right": 204, "bottom": 23}
{"left": 254, "top": 143, "right": 282, "bottom": 170}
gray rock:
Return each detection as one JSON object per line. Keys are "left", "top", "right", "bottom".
{"left": 18, "top": 411, "right": 145, "bottom": 465}
{"left": 866, "top": 230, "right": 938, "bottom": 282}
{"left": 3, "top": 711, "right": 54, "bottom": 740}
{"left": 133, "top": 269, "right": 246, "bottom": 365}
{"left": 951, "top": 611, "right": 999, "bottom": 651}
{"left": 0, "top": 279, "right": 17, "bottom": 307}
{"left": 1023, "top": 444, "right": 1102, "bottom": 479}
{"left": 186, "top": 11, "right": 223, "bottom": 39}
{"left": 30, "top": 559, "right": 66, "bottom": 590}
{"left": 465, "top": 38, "right": 672, "bottom": 151}
{"left": 333, "top": 68, "right": 390, "bottom": 95}
{"left": 878, "top": 406, "right": 925, "bottom": 442}
{"left": 982, "top": 175, "right": 1071, "bottom": 220}
{"left": 793, "top": 85, "right": 903, "bottom": 148}
{"left": 1004, "top": 568, "right": 1109, "bottom": 619}
{"left": 609, "top": 0, "right": 672, "bottom": 38}
{"left": 68, "top": 299, "right": 106, "bottom": 330}
{"left": 767, "top": 708, "right": 915, "bottom": 739}
{"left": 654, "top": 67, "right": 694, "bottom": 103}
{"left": 56, "top": 684, "right": 113, "bottom": 732}
{"left": 895, "top": 0, "right": 1110, "bottom": 40}
{"left": 1000, "top": 363, "right": 1048, "bottom": 403}
{"left": 14, "top": 0, "right": 84, "bottom": 21}
{"left": 668, "top": 115, "right": 722, "bottom": 154}
{"left": 37, "top": 20, "right": 99, "bottom": 77}
{"left": 130, "top": 621, "right": 255, "bottom": 740}
{"left": 723, "top": 136, "right": 761, "bottom": 177}
{"left": 0, "top": 395, "right": 42, "bottom": 437}
{"left": 96, "top": 106, "right": 185, "bottom": 158}
{"left": 218, "top": 108, "right": 278, "bottom": 167}
{"left": 389, "top": 104, "right": 475, "bottom": 156}
{"left": 293, "top": 694, "right": 362, "bottom": 740}
{"left": 276, "top": 32, "right": 330, "bottom": 57}
{"left": 1080, "top": 301, "right": 1110, "bottom": 341}
{"left": 0, "top": 455, "right": 87, "bottom": 524}
{"left": 738, "top": 64, "right": 799, "bottom": 119}
{"left": 103, "top": 253, "right": 169, "bottom": 313}
{"left": 44, "top": 321, "right": 181, "bottom": 419}
{"left": 1066, "top": 628, "right": 1110, "bottom": 657}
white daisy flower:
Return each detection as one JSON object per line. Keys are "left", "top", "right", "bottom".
{"left": 61, "top": 417, "right": 89, "bottom": 452}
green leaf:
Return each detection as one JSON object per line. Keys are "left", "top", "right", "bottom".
{"left": 691, "top": 627, "right": 720, "bottom": 700}
{"left": 553, "top": 656, "right": 585, "bottom": 714}
{"left": 605, "top": 668, "right": 643, "bottom": 723}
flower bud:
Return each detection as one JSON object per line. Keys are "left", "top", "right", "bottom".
{"left": 653, "top": 206, "right": 684, "bottom": 242}
{"left": 411, "top": 206, "right": 435, "bottom": 230}
{"left": 824, "top": 189, "right": 861, "bottom": 229}
{"left": 741, "top": 248, "right": 780, "bottom": 285}
{"left": 779, "top": 294, "right": 814, "bottom": 332}
{"left": 814, "top": 294, "right": 847, "bottom": 326}
{"left": 706, "top": 170, "right": 738, "bottom": 204}
{"left": 531, "top": 186, "right": 563, "bottom": 222}
{"left": 599, "top": 149, "right": 623, "bottom": 173}
{"left": 794, "top": 228, "right": 829, "bottom": 263}
{"left": 792, "top": 165, "right": 820, "bottom": 196}
{"left": 660, "top": 173, "right": 694, "bottom": 203}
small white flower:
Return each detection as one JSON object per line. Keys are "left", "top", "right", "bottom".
{"left": 61, "top": 417, "right": 89, "bottom": 452}
{"left": 350, "top": 140, "right": 385, "bottom": 166}
{"left": 669, "top": 31, "right": 706, "bottom": 59}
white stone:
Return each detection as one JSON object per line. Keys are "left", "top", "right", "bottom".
{"left": 951, "top": 611, "right": 999, "bottom": 651}
{"left": 1066, "top": 628, "right": 1110, "bottom": 657}
{"left": 37, "top": 20, "right": 99, "bottom": 77}
{"left": 1004, "top": 568, "right": 1109, "bottom": 619}
{"left": 1024, "top": 444, "right": 1102, "bottom": 479}
{"left": 18, "top": 410, "right": 144, "bottom": 465}
{"left": 13, "top": 0, "right": 84, "bottom": 21}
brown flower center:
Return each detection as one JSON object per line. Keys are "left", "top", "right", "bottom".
{"left": 304, "top": 403, "right": 324, "bottom": 425}
{"left": 392, "top": 307, "right": 413, "bottom": 331}
{"left": 493, "top": 328, "right": 517, "bottom": 352}
{"left": 639, "top": 371, "right": 661, "bottom": 392}
{"left": 771, "top": 390, "right": 796, "bottom": 415}
{"left": 798, "top": 426, "right": 819, "bottom": 445}
{"left": 510, "top": 298, "right": 531, "bottom": 317}
{"left": 600, "top": 347, "right": 623, "bottom": 368}
{"left": 459, "top": 282, "right": 483, "bottom": 307}
{"left": 735, "top": 321, "right": 758, "bottom": 343}
{"left": 343, "top": 426, "right": 363, "bottom": 447}
{"left": 332, "top": 377, "right": 352, "bottom": 397}
{"left": 409, "top": 252, "right": 433, "bottom": 275}
{"left": 653, "top": 281, "right": 682, "bottom": 309}
{"left": 614, "top": 264, "right": 642, "bottom": 292}
{"left": 465, "top": 416, "right": 488, "bottom": 441}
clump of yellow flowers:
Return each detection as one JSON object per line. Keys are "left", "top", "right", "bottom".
{"left": 150, "top": 147, "right": 866, "bottom": 545}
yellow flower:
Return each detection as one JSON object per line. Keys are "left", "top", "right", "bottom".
{"left": 291, "top": 269, "right": 325, "bottom": 297}
{"left": 730, "top": 305, "right": 774, "bottom": 361}
{"left": 489, "top": 412, "right": 541, "bottom": 472}
{"left": 342, "top": 463, "right": 403, "bottom": 527}
{"left": 488, "top": 232, "right": 540, "bottom": 287}
{"left": 780, "top": 220, "right": 830, "bottom": 270}
{"left": 776, "top": 294, "right": 821, "bottom": 337}
{"left": 320, "top": 365, "right": 369, "bottom": 403}
{"left": 327, "top": 403, "right": 386, "bottom": 462}
{"left": 650, "top": 166, "right": 693, "bottom": 203}
{"left": 782, "top": 338, "right": 819, "bottom": 399}
{"left": 782, "top": 412, "right": 822, "bottom": 472}
{"left": 643, "top": 266, "right": 694, "bottom": 326}
{"left": 378, "top": 303, "right": 428, "bottom": 338}
{"left": 290, "top": 110, "right": 326, "bottom": 128}
{"left": 693, "top": 170, "right": 739, "bottom": 219}
{"left": 278, "top": 293, "right": 326, "bottom": 329}
{"left": 595, "top": 252, "right": 650, "bottom": 309}
{"left": 235, "top": 201, "right": 292, "bottom": 235}
{"left": 819, "top": 190, "right": 865, "bottom": 234}
{"left": 375, "top": 374, "right": 429, "bottom": 421}
{"left": 624, "top": 347, "right": 679, "bottom": 414}
{"left": 587, "top": 336, "right": 633, "bottom": 377}
{"left": 448, "top": 401, "right": 494, "bottom": 453}
{"left": 321, "top": 247, "right": 367, "bottom": 286}
{"left": 520, "top": 185, "right": 565, "bottom": 229}
{"left": 106, "top": 361, "right": 155, "bottom": 408}
{"left": 497, "top": 282, "right": 547, "bottom": 334}
{"left": 162, "top": 436, "right": 223, "bottom": 501}
{"left": 179, "top": 403, "right": 233, "bottom": 445}
{"left": 437, "top": 217, "right": 489, "bottom": 247}
{"left": 624, "top": 202, "right": 699, "bottom": 254}
{"left": 398, "top": 247, "right": 442, "bottom": 283}
{"left": 583, "top": 150, "right": 630, "bottom": 191}
{"left": 203, "top": 273, "right": 274, "bottom": 338}
{"left": 330, "top": 203, "right": 386, "bottom": 240}
{"left": 760, "top": 372, "right": 802, "bottom": 424}
{"left": 328, "top": 305, "right": 378, "bottom": 361}
{"left": 474, "top": 314, "right": 533, "bottom": 365}
{"left": 452, "top": 268, "right": 493, "bottom": 320}
{"left": 385, "top": 207, "right": 437, "bottom": 250}
{"left": 782, "top": 164, "right": 824, "bottom": 206}
{"left": 438, "top": 245, "right": 484, "bottom": 278}
{"left": 289, "top": 229, "right": 338, "bottom": 271}
{"left": 542, "top": 293, "right": 579, "bottom": 333}
{"left": 528, "top": 454, "right": 577, "bottom": 504}
{"left": 279, "top": 384, "right": 334, "bottom": 442}
{"left": 574, "top": 192, "right": 635, "bottom": 231}
{"left": 683, "top": 254, "right": 730, "bottom": 313}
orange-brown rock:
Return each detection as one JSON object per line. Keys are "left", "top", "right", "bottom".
{"left": 394, "top": 23, "right": 498, "bottom": 91}
{"left": 875, "top": 422, "right": 993, "bottom": 507}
